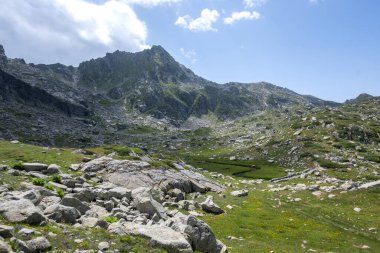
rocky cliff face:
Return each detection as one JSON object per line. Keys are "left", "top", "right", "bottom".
{"left": 0, "top": 43, "right": 339, "bottom": 145}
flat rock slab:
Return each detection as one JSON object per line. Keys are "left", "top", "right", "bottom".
{"left": 109, "top": 222, "right": 192, "bottom": 253}
{"left": 359, "top": 180, "right": 380, "bottom": 189}
{"left": 84, "top": 157, "right": 226, "bottom": 193}
{"left": 22, "top": 163, "right": 48, "bottom": 172}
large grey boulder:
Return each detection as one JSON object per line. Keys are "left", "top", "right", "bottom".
{"left": 133, "top": 194, "right": 168, "bottom": 220}
{"left": 0, "top": 199, "right": 46, "bottom": 224}
{"left": 201, "top": 197, "right": 224, "bottom": 215}
{"left": 72, "top": 188, "right": 96, "bottom": 202}
{"left": 44, "top": 204, "right": 80, "bottom": 224}
{"left": 60, "top": 196, "right": 90, "bottom": 215}
{"left": 108, "top": 222, "right": 192, "bottom": 253}
{"left": 46, "top": 164, "right": 61, "bottom": 175}
{"left": 22, "top": 163, "right": 48, "bottom": 172}
{"left": 19, "top": 190, "right": 43, "bottom": 205}
{"left": 169, "top": 214, "right": 228, "bottom": 253}
{"left": 14, "top": 236, "right": 51, "bottom": 253}
{"left": 108, "top": 187, "right": 131, "bottom": 200}
{"left": 38, "top": 196, "right": 61, "bottom": 210}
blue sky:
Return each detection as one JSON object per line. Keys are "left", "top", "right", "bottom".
{"left": 1, "top": 0, "right": 379, "bottom": 102}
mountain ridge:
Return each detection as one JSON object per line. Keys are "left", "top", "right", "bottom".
{"left": 0, "top": 43, "right": 354, "bottom": 146}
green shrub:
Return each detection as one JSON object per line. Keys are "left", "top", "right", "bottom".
{"left": 45, "top": 184, "right": 54, "bottom": 191}
{"left": 56, "top": 188, "right": 65, "bottom": 198}
{"left": 32, "top": 178, "right": 45, "bottom": 186}
{"left": 51, "top": 175, "right": 62, "bottom": 183}
{"left": 11, "top": 161, "right": 24, "bottom": 170}
{"left": 104, "top": 216, "right": 119, "bottom": 223}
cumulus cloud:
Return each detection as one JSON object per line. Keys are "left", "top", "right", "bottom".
{"left": 243, "top": 0, "right": 267, "bottom": 8}
{"left": 180, "top": 47, "right": 197, "bottom": 64}
{"left": 0, "top": 0, "right": 149, "bottom": 66}
{"left": 175, "top": 9, "right": 220, "bottom": 32}
{"left": 123, "top": 0, "right": 182, "bottom": 7}
{"left": 224, "top": 11, "right": 260, "bottom": 25}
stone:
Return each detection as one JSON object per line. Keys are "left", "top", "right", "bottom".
{"left": 108, "top": 187, "right": 131, "bottom": 200}
{"left": 22, "top": 163, "right": 48, "bottom": 172}
{"left": 0, "top": 199, "right": 46, "bottom": 225}
{"left": 201, "top": 197, "right": 224, "bottom": 214}
{"left": 60, "top": 196, "right": 90, "bottom": 215}
{"left": 169, "top": 214, "right": 227, "bottom": 253}
{"left": 0, "top": 240, "right": 13, "bottom": 253}
{"left": 108, "top": 222, "right": 192, "bottom": 253}
{"left": 168, "top": 188, "right": 185, "bottom": 202}
{"left": 46, "top": 164, "right": 61, "bottom": 174}
{"left": 230, "top": 190, "right": 249, "bottom": 197}
{"left": 15, "top": 236, "right": 51, "bottom": 253}
{"left": 354, "top": 207, "right": 361, "bottom": 213}
{"left": 134, "top": 195, "right": 168, "bottom": 220}
{"left": 38, "top": 196, "right": 61, "bottom": 210}
{"left": 17, "top": 228, "right": 35, "bottom": 237}
{"left": 72, "top": 188, "right": 96, "bottom": 202}
{"left": 19, "top": 190, "right": 43, "bottom": 205}
{"left": 0, "top": 225, "right": 13, "bottom": 238}
{"left": 44, "top": 204, "right": 80, "bottom": 224}
{"left": 98, "top": 241, "right": 110, "bottom": 251}
{"left": 69, "top": 164, "right": 80, "bottom": 171}
{"left": 80, "top": 217, "right": 108, "bottom": 229}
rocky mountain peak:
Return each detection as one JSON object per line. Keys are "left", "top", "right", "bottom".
{"left": 0, "top": 44, "right": 7, "bottom": 66}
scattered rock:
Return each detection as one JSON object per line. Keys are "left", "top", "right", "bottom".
{"left": 230, "top": 190, "right": 249, "bottom": 197}
{"left": 98, "top": 241, "right": 110, "bottom": 251}
{"left": 134, "top": 195, "right": 168, "bottom": 220}
{"left": 354, "top": 207, "right": 361, "bottom": 213}
{"left": 201, "top": 197, "right": 224, "bottom": 215}
{"left": 44, "top": 204, "right": 80, "bottom": 224}
{"left": 14, "top": 236, "right": 51, "bottom": 253}
{"left": 108, "top": 187, "right": 132, "bottom": 200}
{"left": 60, "top": 196, "right": 90, "bottom": 215}
{"left": 46, "top": 164, "right": 61, "bottom": 174}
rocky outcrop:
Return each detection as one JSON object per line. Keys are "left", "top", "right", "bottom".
{"left": 80, "top": 157, "right": 225, "bottom": 193}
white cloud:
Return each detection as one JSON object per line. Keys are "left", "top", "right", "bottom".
{"left": 175, "top": 9, "right": 220, "bottom": 32}
{"left": 180, "top": 47, "right": 197, "bottom": 64}
{"left": 224, "top": 11, "right": 260, "bottom": 25}
{"left": 123, "top": 0, "right": 182, "bottom": 7}
{"left": 243, "top": 0, "right": 267, "bottom": 8}
{"left": 0, "top": 0, "right": 149, "bottom": 66}
{"left": 309, "top": 0, "right": 321, "bottom": 4}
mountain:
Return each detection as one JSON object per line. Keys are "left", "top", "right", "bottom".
{"left": 0, "top": 44, "right": 339, "bottom": 145}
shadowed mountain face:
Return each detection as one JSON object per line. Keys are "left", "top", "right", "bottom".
{"left": 0, "top": 44, "right": 340, "bottom": 145}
